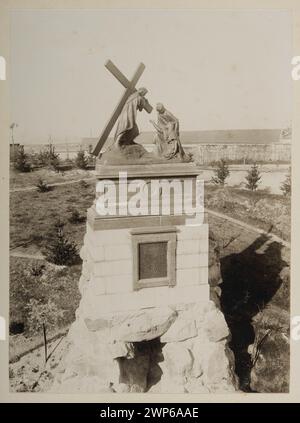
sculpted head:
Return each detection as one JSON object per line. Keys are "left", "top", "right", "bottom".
{"left": 156, "top": 103, "right": 165, "bottom": 114}
{"left": 138, "top": 87, "right": 148, "bottom": 97}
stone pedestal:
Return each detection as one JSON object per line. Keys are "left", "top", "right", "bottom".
{"left": 52, "top": 161, "right": 238, "bottom": 393}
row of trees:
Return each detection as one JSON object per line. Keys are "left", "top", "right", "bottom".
{"left": 212, "top": 159, "right": 291, "bottom": 196}
{"left": 13, "top": 144, "right": 94, "bottom": 173}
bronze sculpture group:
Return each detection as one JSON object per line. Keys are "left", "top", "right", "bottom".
{"left": 93, "top": 61, "right": 190, "bottom": 163}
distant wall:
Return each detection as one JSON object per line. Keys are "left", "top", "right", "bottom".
{"left": 189, "top": 143, "right": 291, "bottom": 164}
{"left": 22, "top": 140, "right": 291, "bottom": 164}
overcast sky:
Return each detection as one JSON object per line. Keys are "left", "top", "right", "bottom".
{"left": 10, "top": 9, "right": 292, "bottom": 144}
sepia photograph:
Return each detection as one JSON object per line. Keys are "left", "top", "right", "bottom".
{"left": 5, "top": 7, "right": 292, "bottom": 396}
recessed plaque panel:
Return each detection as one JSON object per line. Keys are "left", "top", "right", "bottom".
{"left": 138, "top": 241, "right": 168, "bottom": 280}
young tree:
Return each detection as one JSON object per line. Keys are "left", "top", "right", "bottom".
{"left": 37, "top": 143, "right": 60, "bottom": 169}
{"left": 36, "top": 178, "right": 51, "bottom": 193}
{"left": 44, "top": 220, "right": 79, "bottom": 266}
{"left": 75, "top": 149, "right": 88, "bottom": 169}
{"left": 48, "top": 143, "right": 60, "bottom": 171}
{"left": 212, "top": 159, "right": 230, "bottom": 186}
{"left": 14, "top": 145, "right": 31, "bottom": 172}
{"left": 245, "top": 163, "right": 262, "bottom": 191}
{"left": 26, "top": 298, "right": 65, "bottom": 363}
{"left": 68, "top": 209, "right": 86, "bottom": 224}
{"left": 281, "top": 167, "right": 291, "bottom": 197}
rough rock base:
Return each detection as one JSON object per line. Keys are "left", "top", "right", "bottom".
{"left": 51, "top": 300, "right": 238, "bottom": 393}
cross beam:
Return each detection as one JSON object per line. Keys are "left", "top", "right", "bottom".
{"left": 92, "top": 60, "right": 153, "bottom": 156}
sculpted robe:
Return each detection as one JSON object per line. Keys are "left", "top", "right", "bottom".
{"left": 154, "top": 109, "right": 186, "bottom": 160}
{"left": 114, "top": 91, "right": 148, "bottom": 147}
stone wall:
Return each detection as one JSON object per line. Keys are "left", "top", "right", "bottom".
{"left": 191, "top": 143, "right": 291, "bottom": 165}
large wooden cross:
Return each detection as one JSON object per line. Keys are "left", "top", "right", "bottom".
{"left": 92, "top": 60, "right": 153, "bottom": 156}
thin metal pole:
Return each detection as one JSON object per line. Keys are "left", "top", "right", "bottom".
{"left": 43, "top": 323, "right": 47, "bottom": 363}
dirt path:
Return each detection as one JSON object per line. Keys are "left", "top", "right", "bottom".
{"left": 206, "top": 208, "right": 290, "bottom": 248}
{"left": 10, "top": 176, "right": 95, "bottom": 193}
{"left": 10, "top": 251, "right": 45, "bottom": 260}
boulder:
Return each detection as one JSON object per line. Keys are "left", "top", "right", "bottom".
{"left": 159, "top": 342, "right": 194, "bottom": 392}
{"left": 199, "top": 339, "right": 238, "bottom": 392}
{"left": 189, "top": 338, "right": 204, "bottom": 379}
{"left": 110, "top": 307, "right": 177, "bottom": 342}
{"left": 191, "top": 300, "right": 214, "bottom": 329}
{"left": 160, "top": 311, "right": 197, "bottom": 342}
{"left": 85, "top": 317, "right": 110, "bottom": 332}
{"left": 203, "top": 307, "right": 230, "bottom": 342}
{"left": 162, "top": 342, "right": 194, "bottom": 378}
{"left": 85, "top": 307, "right": 177, "bottom": 342}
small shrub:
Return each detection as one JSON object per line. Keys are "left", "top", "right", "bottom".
{"left": 51, "top": 156, "right": 61, "bottom": 172}
{"left": 36, "top": 178, "right": 51, "bottom": 193}
{"left": 14, "top": 145, "right": 31, "bottom": 172}
{"left": 37, "top": 149, "right": 50, "bottom": 166}
{"left": 212, "top": 159, "right": 230, "bottom": 186}
{"left": 48, "top": 143, "right": 59, "bottom": 160}
{"left": 245, "top": 163, "right": 262, "bottom": 191}
{"left": 53, "top": 218, "right": 65, "bottom": 233}
{"left": 68, "top": 209, "right": 86, "bottom": 224}
{"left": 44, "top": 221, "right": 80, "bottom": 266}
{"left": 30, "top": 263, "right": 45, "bottom": 277}
{"left": 37, "top": 143, "right": 60, "bottom": 169}
{"left": 75, "top": 150, "right": 88, "bottom": 169}
{"left": 281, "top": 168, "right": 291, "bottom": 197}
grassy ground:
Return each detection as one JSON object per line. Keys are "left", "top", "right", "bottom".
{"left": 9, "top": 258, "right": 81, "bottom": 337}
{"left": 205, "top": 184, "right": 290, "bottom": 241}
{"left": 9, "top": 172, "right": 95, "bottom": 364}
{"left": 10, "top": 179, "right": 95, "bottom": 251}
{"left": 10, "top": 166, "right": 95, "bottom": 190}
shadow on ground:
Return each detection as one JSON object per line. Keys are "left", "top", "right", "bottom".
{"left": 220, "top": 233, "right": 288, "bottom": 391}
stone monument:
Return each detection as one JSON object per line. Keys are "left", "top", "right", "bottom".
{"left": 52, "top": 61, "right": 238, "bottom": 393}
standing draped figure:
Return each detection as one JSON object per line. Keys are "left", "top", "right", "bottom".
{"left": 114, "top": 87, "right": 149, "bottom": 147}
